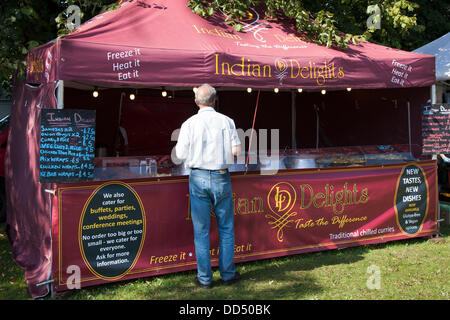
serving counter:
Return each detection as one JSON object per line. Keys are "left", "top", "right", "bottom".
{"left": 90, "top": 144, "right": 418, "bottom": 179}
{"left": 50, "top": 146, "right": 438, "bottom": 292}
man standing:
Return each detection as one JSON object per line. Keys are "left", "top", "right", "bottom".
{"left": 175, "top": 84, "right": 241, "bottom": 288}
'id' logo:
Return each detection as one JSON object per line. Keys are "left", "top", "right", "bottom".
{"left": 266, "top": 182, "right": 297, "bottom": 242}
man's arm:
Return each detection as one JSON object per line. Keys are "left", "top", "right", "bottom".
{"left": 230, "top": 119, "right": 241, "bottom": 157}
{"left": 440, "top": 154, "right": 450, "bottom": 163}
{"left": 175, "top": 123, "right": 189, "bottom": 161}
{"left": 232, "top": 144, "right": 241, "bottom": 157}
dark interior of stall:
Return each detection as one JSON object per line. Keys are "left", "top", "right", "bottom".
{"left": 63, "top": 85, "right": 430, "bottom": 179}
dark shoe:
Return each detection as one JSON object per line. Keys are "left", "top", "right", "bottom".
{"left": 222, "top": 272, "right": 241, "bottom": 286}
{"left": 194, "top": 277, "right": 212, "bottom": 289}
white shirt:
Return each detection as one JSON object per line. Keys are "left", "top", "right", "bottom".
{"left": 175, "top": 107, "right": 241, "bottom": 170}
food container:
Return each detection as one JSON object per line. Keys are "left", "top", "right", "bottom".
{"left": 95, "top": 146, "right": 108, "bottom": 157}
{"left": 284, "top": 155, "right": 317, "bottom": 169}
{"left": 259, "top": 157, "right": 287, "bottom": 172}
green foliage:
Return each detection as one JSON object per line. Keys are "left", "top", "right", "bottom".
{"left": 187, "top": 0, "right": 359, "bottom": 48}
{"left": 0, "top": 0, "right": 118, "bottom": 98}
{"left": 186, "top": 0, "right": 437, "bottom": 50}
{"left": 385, "top": 0, "right": 450, "bottom": 51}
{"left": 329, "top": 0, "right": 423, "bottom": 49}
{"left": 0, "top": 0, "right": 57, "bottom": 96}
{"left": 55, "top": 0, "right": 120, "bottom": 37}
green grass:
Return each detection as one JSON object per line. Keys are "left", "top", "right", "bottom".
{"left": 1, "top": 222, "right": 449, "bottom": 300}
{"left": 0, "top": 226, "right": 29, "bottom": 299}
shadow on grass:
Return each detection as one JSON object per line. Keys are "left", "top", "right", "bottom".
{"left": 18, "top": 225, "right": 450, "bottom": 300}
{"left": 138, "top": 227, "right": 450, "bottom": 300}
{"left": 59, "top": 246, "right": 367, "bottom": 300}
{"left": 151, "top": 226, "right": 450, "bottom": 300}
{"left": 132, "top": 246, "right": 367, "bottom": 300}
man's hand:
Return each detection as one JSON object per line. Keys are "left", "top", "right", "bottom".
{"left": 232, "top": 144, "right": 241, "bottom": 157}
{"left": 440, "top": 154, "right": 450, "bottom": 163}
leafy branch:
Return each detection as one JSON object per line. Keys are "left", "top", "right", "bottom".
{"left": 186, "top": 0, "right": 421, "bottom": 49}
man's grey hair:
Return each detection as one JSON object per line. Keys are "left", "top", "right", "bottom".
{"left": 195, "top": 84, "right": 217, "bottom": 106}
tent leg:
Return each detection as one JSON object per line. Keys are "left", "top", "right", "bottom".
{"left": 56, "top": 80, "right": 64, "bottom": 109}
{"left": 291, "top": 91, "right": 297, "bottom": 150}
{"left": 314, "top": 104, "right": 319, "bottom": 149}
{"left": 407, "top": 100, "right": 412, "bottom": 153}
{"left": 431, "top": 84, "right": 436, "bottom": 104}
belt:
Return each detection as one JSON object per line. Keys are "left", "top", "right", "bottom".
{"left": 191, "top": 168, "right": 228, "bottom": 173}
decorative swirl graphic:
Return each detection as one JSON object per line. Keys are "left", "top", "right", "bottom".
{"left": 222, "top": 7, "right": 269, "bottom": 43}
{"left": 266, "top": 182, "right": 297, "bottom": 242}
{"left": 274, "top": 58, "right": 288, "bottom": 85}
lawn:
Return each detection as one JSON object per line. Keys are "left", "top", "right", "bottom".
{"left": 1, "top": 222, "right": 448, "bottom": 300}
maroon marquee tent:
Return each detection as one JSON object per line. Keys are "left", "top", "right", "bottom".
{"left": 6, "top": 0, "right": 436, "bottom": 298}
{"left": 25, "top": 0, "right": 435, "bottom": 89}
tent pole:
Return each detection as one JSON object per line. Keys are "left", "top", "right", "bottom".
{"left": 245, "top": 89, "right": 260, "bottom": 173}
{"left": 291, "top": 90, "right": 297, "bottom": 150}
{"left": 407, "top": 100, "right": 412, "bottom": 153}
{"left": 56, "top": 80, "right": 64, "bottom": 109}
{"left": 314, "top": 104, "right": 319, "bottom": 149}
{"left": 431, "top": 84, "right": 437, "bottom": 104}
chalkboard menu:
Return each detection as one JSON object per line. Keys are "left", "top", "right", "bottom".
{"left": 40, "top": 109, "right": 96, "bottom": 183}
{"left": 422, "top": 104, "right": 450, "bottom": 154}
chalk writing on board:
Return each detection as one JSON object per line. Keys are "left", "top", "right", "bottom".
{"left": 40, "top": 109, "right": 96, "bottom": 183}
{"left": 422, "top": 104, "right": 450, "bottom": 155}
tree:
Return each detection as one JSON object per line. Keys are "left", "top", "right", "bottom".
{"left": 1, "top": 1, "right": 59, "bottom": 96}
{"left": 187, "top": 0, "right": 423, "bottom": 48}
{"left": 0, "top": 0, "right": 117, "bottom": 97}
{"left": 323, "top": 0, "right": 449, "bottom": 51}
{"left": 389, "top": 0, "right": 450, "bottom": 51}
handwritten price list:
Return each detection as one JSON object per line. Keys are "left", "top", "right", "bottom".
{"left": 39, "top": 109, "right": 96, "bottom": 183}
{"left": 422, "top": 104, "right": 450, "bottom": 154}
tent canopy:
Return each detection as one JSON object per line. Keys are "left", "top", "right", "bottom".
{"left": 414, "top": 32, "right": 450, "bottom": 82}
{"left": 26, "top": 0, "right": 435, "bottom": 90}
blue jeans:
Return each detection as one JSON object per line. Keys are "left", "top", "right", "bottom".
{"left": 189, "top": 169, "right": 236, "bottom": 285}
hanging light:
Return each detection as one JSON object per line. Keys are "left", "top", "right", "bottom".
{"left": 162, "top": 87, "right": 167, "bottom": 97}
{"left": 297, "top": 88, "right": 303, "bottom": 93}
{"left": 247, "top": 88, "right": 252, "bottom": 93}
{"left": 321, "top": 89, "right": 326, "bottom": 95}
{"left": 129, "top": 89, "right": 137, "bottom": 101}
{"left": 274, "top": 88, "right": 279, "bottom": 93}
{"left": 92, "top": 87, "right": 99, "bottom": 98}
{"left": 347, "top": 87, "right": 352, "bottom": 92}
